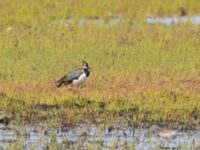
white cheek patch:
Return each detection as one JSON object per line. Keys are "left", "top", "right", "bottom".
{"left": 72, "top": 73, "right": 87, "bottom": 85}
{"left": 83, "top": 65, "right": 87, "bottom": 69}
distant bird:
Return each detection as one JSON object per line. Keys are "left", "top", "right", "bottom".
{"left": 151, "top": 124, "right": 179, "bottom": 139}
{"left": 57, "top": 60, "right": 90, "bottom": 88}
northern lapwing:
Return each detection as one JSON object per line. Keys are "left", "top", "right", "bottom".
{"left": 57, "top": 60, "right": 90, "bottom": 88}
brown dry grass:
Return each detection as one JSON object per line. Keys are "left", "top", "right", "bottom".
{"left": 1, "top": 76, "right": 200, "bottom": 127}
{"left": 1, "top": 75, "right": 200, "bottom": 100}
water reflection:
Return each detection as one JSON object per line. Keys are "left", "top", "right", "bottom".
{"left": 146, "top": 15, "right": 200, "bottom": 25}
{"left": 0, "top": 123, "right": 200, "bottom": 150}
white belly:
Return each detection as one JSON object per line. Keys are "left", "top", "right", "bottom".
{"left": 72, "top": 73, "right": 87, "bottom": 85}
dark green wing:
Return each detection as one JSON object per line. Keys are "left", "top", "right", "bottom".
{"left": 57, "top": 68, "right": 83, "bottom": 87}
{"left": 64, "top": 69, "right": 83, "bottom": 82}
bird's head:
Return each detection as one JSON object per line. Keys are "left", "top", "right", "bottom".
{"left": 82, "top": 60, "right": 91, "bottom": 69}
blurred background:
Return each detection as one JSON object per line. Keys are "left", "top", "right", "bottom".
{"left": 0, "top": 0, "right": 200, "bottom": 82}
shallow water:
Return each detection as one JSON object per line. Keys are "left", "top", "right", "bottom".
{"left": 51, "top": 15, "right": 200, "bottom": 27}
{"left": 146, "top": 15, "right": 200, "bottom": 25}
{"left": 1, "top": 123, "right": 200, "bottom": 150}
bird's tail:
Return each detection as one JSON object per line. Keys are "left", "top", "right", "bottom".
{"left": 57, "top": 81, "right": 64, "bottom": 88}
{"left": 57, "top": 76, "right": 66, "bottom": 88}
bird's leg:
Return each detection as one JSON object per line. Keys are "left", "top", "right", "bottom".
{"left": 68, "top": 84, "right": 73, "bottom": 91}
{"left": 80, "top": 83, "right": 84, "bottom": 89}
{"left": 72, "top": 85, "right": 79, "bottom": 94}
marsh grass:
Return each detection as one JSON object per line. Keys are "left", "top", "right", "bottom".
{"left": 0, "top": 0, "right": 200, "bottom": 26}
{"left": 0, "top": 1, "right": 200, "bottom": 126}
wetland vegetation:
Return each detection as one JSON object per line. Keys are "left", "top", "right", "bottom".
{"left": 0, "top": 0, "right": 200, "bottom": 149}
